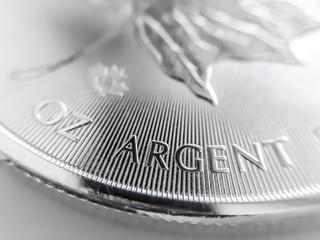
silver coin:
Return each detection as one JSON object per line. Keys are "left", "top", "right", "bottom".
{"left": 1, "top": 0, "right": 320, "bottom": 226}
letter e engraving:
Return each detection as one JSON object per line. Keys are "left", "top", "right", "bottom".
{"left": 207, "top": 145, "right": 230, "bottom": 173}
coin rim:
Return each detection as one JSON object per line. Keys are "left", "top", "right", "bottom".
{"left": 1, "top": 124, "right": 320, "bottom": 224}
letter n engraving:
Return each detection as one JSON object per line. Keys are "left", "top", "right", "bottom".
{"left": 232, "top": 143, "right": 267, "bottom": 172}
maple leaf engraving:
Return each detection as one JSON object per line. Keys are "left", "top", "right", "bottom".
{"left": 89, "top": 63, "right": 129, "bottom": 97}
{"left": 135, "top": 0, "right": 320, "bottom": 105}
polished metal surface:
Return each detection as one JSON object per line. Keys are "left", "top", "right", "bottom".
{"left": 1, "top": 0, "right": 320, "bottom": 227}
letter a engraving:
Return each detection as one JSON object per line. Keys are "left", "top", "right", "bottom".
{"left": 112, "top": 135, "right": 140, "bottom": 164}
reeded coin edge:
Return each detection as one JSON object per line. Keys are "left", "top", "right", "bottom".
{"left": 1, "top": 123, "right": 320, "bottom": 225}
{"left": 2, "top": 156, "right": 320, "bottom": 230}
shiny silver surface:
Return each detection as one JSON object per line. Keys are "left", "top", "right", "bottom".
{"left": 1, "top": 0, "right": 320, "bottom": 226}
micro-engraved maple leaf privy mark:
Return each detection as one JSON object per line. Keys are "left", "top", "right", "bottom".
{"left": 89, "top": 63, "right": 129, "bottom": 97}
{"left": 135, "top": 0, "right": 320, "bottom": 106}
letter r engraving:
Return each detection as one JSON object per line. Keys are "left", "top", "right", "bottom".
{"left": 147, "top": 140, "right": 169, "bottom": 170}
